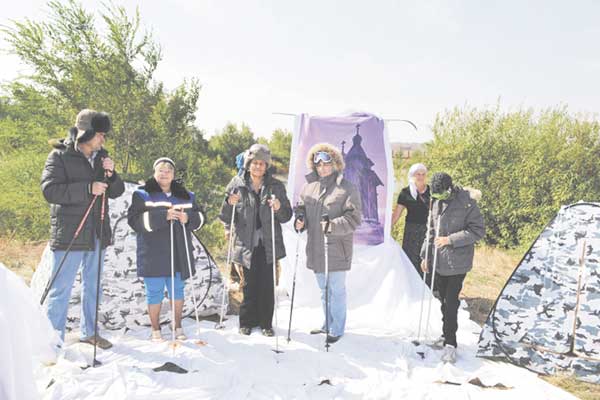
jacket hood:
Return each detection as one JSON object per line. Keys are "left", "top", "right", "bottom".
{"left": 48, "top": 127, "right": 78, "bottom": 149}
{"left": 48, "top": 131, "right": 109, "bottom": 160}
{"left": 141, "top": 177, "right": 191, "bottom": 200}
{"left": 453, "top": 186, "right": 482, "bottom": 202}
{"left": 49, "top": 138, "right": 69, "bottom": 150}
{"left": 463, "top": 186, "right": 482, "bottom": 202}
{"left": 305, "top": 143, "right": 345, "bottom": 173}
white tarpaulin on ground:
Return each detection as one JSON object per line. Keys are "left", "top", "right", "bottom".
{"left": 0, "top": 263, "right": 58, "bottom": 400}
{"left": 33, "top": 296, "right": 575, "bottom": 400}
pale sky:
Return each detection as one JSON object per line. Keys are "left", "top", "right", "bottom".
{"left": 2, "top": 0, "right": 599, "bottom": 142}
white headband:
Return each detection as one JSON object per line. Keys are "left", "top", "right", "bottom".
{"left": 153, "top": 157, "right": 175, "bottom": 170}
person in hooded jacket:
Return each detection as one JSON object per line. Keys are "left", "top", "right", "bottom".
{"left": 41, "top": 109, "right": 125, "bottom": 349}
{"left": 295, "top": 143, "right": 362, "bottom": 344}
{"left": 420, "top": 172, "right": 484, "bottom": 363}
{"left": 219, "top": 144, "right": 292, "bottom": 336}
{"left": 127, "top": 157, "right": 205, "bottom": 342}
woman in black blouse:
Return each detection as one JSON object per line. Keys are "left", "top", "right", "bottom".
{"left": 392, "top": 163, "right": 431, "bottom": 282}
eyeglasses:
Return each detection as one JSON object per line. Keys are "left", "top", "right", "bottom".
{"left": 313, "top": 151, "right": 333, "bottom": 164}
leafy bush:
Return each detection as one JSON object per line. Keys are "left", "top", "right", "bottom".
{"left": 409, "top": 106, "right": 600, "bottom": 249}
{"left": 0, "top": 150, "right": 50, "bottom": 241}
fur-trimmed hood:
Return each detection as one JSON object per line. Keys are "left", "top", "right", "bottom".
{"left": 48, "top": 127, "right": 78, "bottom": 149}
{"left": 463, "top": 186, "right": 482, "bottom": 202}
{"left": 453, "top": 185, "right": 482, "bottom": 202}
{"left": 140, "top": 177, "right": 191, "bottom": 200}
{"left": 48, "top": 129, "right": 109, "bottom": 160}
{"left": 305, "top": 142, "right": 345, "bottom": 172}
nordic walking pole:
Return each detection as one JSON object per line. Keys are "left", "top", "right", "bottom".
{"left": 217, "top": 189, "right": 237, "bottom": 329}
{"left": 424, "top": 215, "right": 441, "bottom": 342}
{"left": 169, "top": 218, "right": 178, "bottom": 350}
{"left": 322, "top": 214, "right": 331, "bottom": 353}
{"left": 270, "top": 194, "right": 283, "bottom": 354}
{"left": 414, "top": 196, "right": 433, "bottom": 346}
{"left": 181, "top": 217, "right": 207, "bottom": 346}
{"left": 40, "top": 195, "right": 99, "bottom": 305}
{"left": 92, "top": 192, "right": 106, "bottom": 368}
{"left": 287, "top": 212, "right": 303, "bottom": 343}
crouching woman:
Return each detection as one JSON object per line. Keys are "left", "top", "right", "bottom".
{"left": 127, "top": 157, "right": 205, "bottom": 342}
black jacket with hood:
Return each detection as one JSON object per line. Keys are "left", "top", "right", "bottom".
{"left": 40, "top": 134, "right": 125, "bottom": 251}
{"left": 219, "top": 171, "right": 292, "bottom": 269}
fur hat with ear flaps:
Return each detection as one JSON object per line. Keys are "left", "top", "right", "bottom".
{"left": 91, "top": 112, "right": 111, "bottom": 133}
{"left": 73, "top": 109, "right": 111, "bottom": 144}
{"left": 306, "top": 143, "right": 345, "bottom": 172}
{"left": 74, "top": 109, "right": 96, "bottom": 144}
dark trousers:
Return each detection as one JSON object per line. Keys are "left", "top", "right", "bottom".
{"left": 436, "top": 273, "right": 466, "bottom": 347}
{"left": 403, "top": 223, "right": 433, "bottom": 287}
{"left": 239, "top": 244, "right": 274, "bottom": 329}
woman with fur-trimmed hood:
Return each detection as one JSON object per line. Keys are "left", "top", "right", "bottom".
{"left": 295, "top": 143, "right": 362, "bottom": 344}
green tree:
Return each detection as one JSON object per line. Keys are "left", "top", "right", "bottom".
{"left": 0, "top": 0, "right": 232, "bottom": 252}
{"left": 409, "top": 106, "right": 600, "bottom": 249}
{"left": 2, "top": 0, "right": 164, "bottom": 175}
{"left": 258, "top": 128, "right": 292, "bottom": 175}
{"left": 208, "top": 123, "right": 256, "bottom": 168}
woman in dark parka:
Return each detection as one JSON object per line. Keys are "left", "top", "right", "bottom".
{"left": 128, "top": 158, "right": 205, "bottom": 342}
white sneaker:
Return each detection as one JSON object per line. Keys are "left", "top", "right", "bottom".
{"left": 175, "top": 328, "right": 187, "bottom": 341}
{"left": 431, "top": 336, "right": 445, "bottom": 348}
{"left": 151, "top": 330, "right": 165, "bottom": 343}
{"left": 441, "top": 344, "right": 457, "bottom": 363}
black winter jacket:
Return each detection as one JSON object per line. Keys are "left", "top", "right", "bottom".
{"left": 219, "top": 172, "right": 292, "bottom": 269}
{"left": 41, "top": 138, "right": 125, "bottom": 251}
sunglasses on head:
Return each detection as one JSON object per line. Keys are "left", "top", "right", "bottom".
{"left": 313, "top": 151, "right": 333, "bottom": 164}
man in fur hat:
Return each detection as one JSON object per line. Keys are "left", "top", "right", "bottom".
{"left": 420, "top": 172, "right": 484, "bottom": 363}
{"left": 41, "top": 109, "right": 124, "bottom": 349}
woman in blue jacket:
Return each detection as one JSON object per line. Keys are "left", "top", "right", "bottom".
{"left": 127, "top": 157, "right": 205, "bottom": 342}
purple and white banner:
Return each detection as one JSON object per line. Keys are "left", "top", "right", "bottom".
{"left": 287, "top": 112, "right": 393, "bottom": 246}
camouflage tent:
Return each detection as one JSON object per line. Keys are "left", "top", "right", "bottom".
{"left": 31, "top": 181, "right": 226, "bottom": 333}
{"left": 477, "top": 202, "right": 600, "bottom": 384}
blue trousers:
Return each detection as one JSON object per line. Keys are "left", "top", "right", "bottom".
{"left": 144, "top": 273, "right": 185, "bottom": 304}
{"left": 314, "top": 271, "right": 347, "bottom": 337}
{"left": 46, "top": 240, "right": 104, "bottom": 340}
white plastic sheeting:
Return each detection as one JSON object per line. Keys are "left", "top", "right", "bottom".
{"left": 0, "top": 263, "right": 59, "bottom": 400}
{"left": 28, "top": 228, "right": 577, "bottom": 399}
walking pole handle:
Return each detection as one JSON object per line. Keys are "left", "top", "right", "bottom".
{"left": 321, "top": 214, "right": 330, "bottom": 235}
{"left": 227, "top": 187, "right": 239, "bottom": 203}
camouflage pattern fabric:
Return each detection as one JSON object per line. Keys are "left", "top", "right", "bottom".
{"left": 31, "top": 182, "right": 226, "bottom": 332}
{"left": 477, "top": 202, "right": 600, "bottom": 384}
